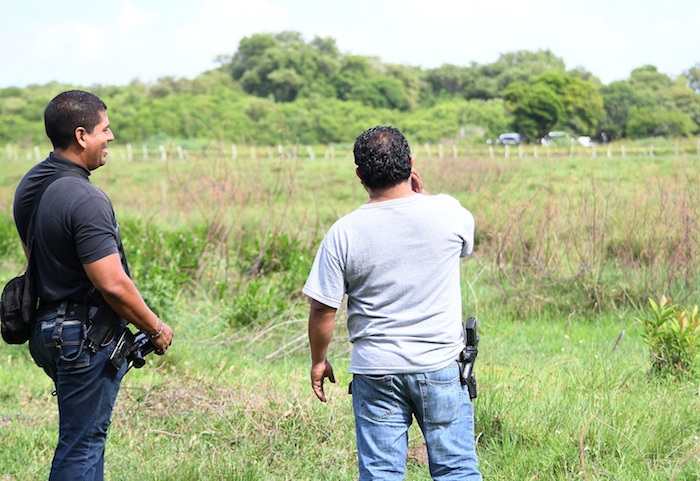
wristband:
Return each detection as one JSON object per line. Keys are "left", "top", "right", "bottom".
{"left": 149, "top": 318, "right": 164, "bottom": 339}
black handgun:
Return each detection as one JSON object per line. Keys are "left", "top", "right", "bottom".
{"left": 458, "top": 317, "right": 479, "bottom": 399}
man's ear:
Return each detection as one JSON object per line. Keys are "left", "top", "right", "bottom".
{"left": 410, "top": 157, "right": 414, "bottom": 167}
{"left": 75, "top": 127, "right": 87, "bottom": 148}
{"left": 356, "top": 167, "right": 369, "bottom": 189}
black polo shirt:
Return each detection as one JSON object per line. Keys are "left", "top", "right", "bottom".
{"left": 13, "top": 153, "right": 126, "bottom": 302}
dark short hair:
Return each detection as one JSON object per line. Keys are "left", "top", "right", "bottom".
{"left": 44, "top": 90, "right": 108, "bottom": 149}
{"left": 353, "top": 126, "right": 411, "bottom": 190}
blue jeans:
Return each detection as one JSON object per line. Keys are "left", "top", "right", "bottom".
{"left": 29, "top": 307, "right": 126, "bottom": 481}
{"left": 352, "top": 364, "right": 482, "bottom": 481}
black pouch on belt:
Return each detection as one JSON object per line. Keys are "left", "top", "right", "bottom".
{"left": 83, "top": 287, "right": 125, "bottom": 352}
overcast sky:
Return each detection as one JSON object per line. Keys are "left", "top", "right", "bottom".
{"left": 1, "top": 0, "right": 699, "bottom": 89}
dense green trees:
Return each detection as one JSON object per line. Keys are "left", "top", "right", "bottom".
{"left": 422, "top": 50, "right": 570, "bottom": 104}
{"left": 502, "top": 71, "right": 604, "bottom": 141}
{"left": 627, "top": 105, "right": 696, "bottom": 138}
{"left": 228, "top": 32, "right": 341, "bottom": 102}
{"left": 228, "top": 32, "right": 421, "bottom": 112}
{"left": 599, "top": 81, "right": 643, "bottom": 139}
{"left": 504, "top": 82, "right": 563, "bottom": 141}
{"left": 0, "top": 32, "right": 698, "bottom": 147}
{"left": 597, "top": 66, "right": 700, "bottom": 139}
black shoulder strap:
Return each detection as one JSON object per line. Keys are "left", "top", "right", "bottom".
{"left": 26, "top": 171, "right": 84, "bottom": 257}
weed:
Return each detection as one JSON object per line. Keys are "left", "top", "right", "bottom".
{"left": 636, "top": 295, "right": 700, "bottom": 378}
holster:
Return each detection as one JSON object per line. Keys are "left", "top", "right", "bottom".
{"left": 84, "top": 287, "right": 125, "bottom": 352}
{"left": 85, "top": 304, "right": 125, "bottom": 352}
{"left": 459, "top": 317, "right": 479, "bottom": 399}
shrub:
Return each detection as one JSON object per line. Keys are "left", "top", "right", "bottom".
{"left": 120, "top": 220, "right": 207, "bottom": 318}
{"left": 226, "top": 277, "right": 291, "bottom": 327}
{"left": 226, "top": 231, "right": 316, "bottom": 327}
{"left": 635, "top": 296, "right": 700, "bottom": 378}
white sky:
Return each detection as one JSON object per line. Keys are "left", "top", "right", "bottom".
{"left": 1, "top": 0, "right": 699, "bottom": 89}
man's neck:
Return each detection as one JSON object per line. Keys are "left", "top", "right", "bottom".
{"left": 53, "top": 147, "right": 83, "bottom": 166}
{"left": 366, "top": 181, "right": 415, "bottom": 204}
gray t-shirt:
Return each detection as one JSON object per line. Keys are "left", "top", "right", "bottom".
{"left": 303, "top": 193, "right": 475, "bottom": 374}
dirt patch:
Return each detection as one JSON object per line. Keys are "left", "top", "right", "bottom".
{"left": 407, "top": 443, "right": 429, "bottom": 465}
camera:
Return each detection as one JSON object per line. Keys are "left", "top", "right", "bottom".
{"left": 109, "top": 328, "right": 156, "bottom": 371}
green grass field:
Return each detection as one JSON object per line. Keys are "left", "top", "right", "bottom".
{"left": 1, "top": 147, "right": 699, "bottom": 480}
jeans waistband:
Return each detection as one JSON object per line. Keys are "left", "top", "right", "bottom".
{"left": 38, "top": 298, "right": 95, "bottom": 311}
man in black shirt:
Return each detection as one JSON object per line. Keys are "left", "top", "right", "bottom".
{"left": 13, "top": 90, "right": 174, "bottom": 480}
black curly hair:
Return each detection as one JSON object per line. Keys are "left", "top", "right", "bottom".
{"left": 353, "top": 126, "right": 411, "bottom": 190}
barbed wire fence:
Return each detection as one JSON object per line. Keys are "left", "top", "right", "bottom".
{"left": 3, "top": 138, "right": 700, "bottom": 163}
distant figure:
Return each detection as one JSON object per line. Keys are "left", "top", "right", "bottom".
{"left": 600, "top": 131, "right": 609, "bottom": 144}
{"left": 304, "top": 125, "right": 482, "bottom": 480}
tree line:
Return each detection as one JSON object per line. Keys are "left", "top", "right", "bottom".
{"left": 1, "top": 31, "right": 699, "bottom": 147}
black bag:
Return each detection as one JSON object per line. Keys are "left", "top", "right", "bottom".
{"left": 1, "top": 270, "right": 36, "bottom": 344}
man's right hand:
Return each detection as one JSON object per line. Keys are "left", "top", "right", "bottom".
{"left": 150, "top": 320, "right": 174, "bottom": 355}
{"left": 410, "top": 168, "right": 429, "bottom": 195}
{"left": 311, "top": 359, "right": 335, "bottom": 402}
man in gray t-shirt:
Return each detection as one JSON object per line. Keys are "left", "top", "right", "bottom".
{"left": 304, "top": 126, "right": 482, "bottom": 480}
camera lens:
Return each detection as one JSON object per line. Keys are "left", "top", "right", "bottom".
{"left": 132, "top": 351, "right": 146, "bottom": 368}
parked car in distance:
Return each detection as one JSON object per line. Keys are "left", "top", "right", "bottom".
{"left": 540, "top": 131, "right": 594, "bottom": 147}
{"left": 577, "top": 136, "right": 593, "bottom": 147}
{"left": 495, "top": 133, "right": 523, "bottom": 144}
{"left": 540, "top": 131, "right": 572, "bottom": 146}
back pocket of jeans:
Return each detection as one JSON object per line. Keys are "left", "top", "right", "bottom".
{"left": 356, "top": 374, "right": 399, "bottom": 421}
{"left": 419, "top": 377, "right": 461, "bottom": 425}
